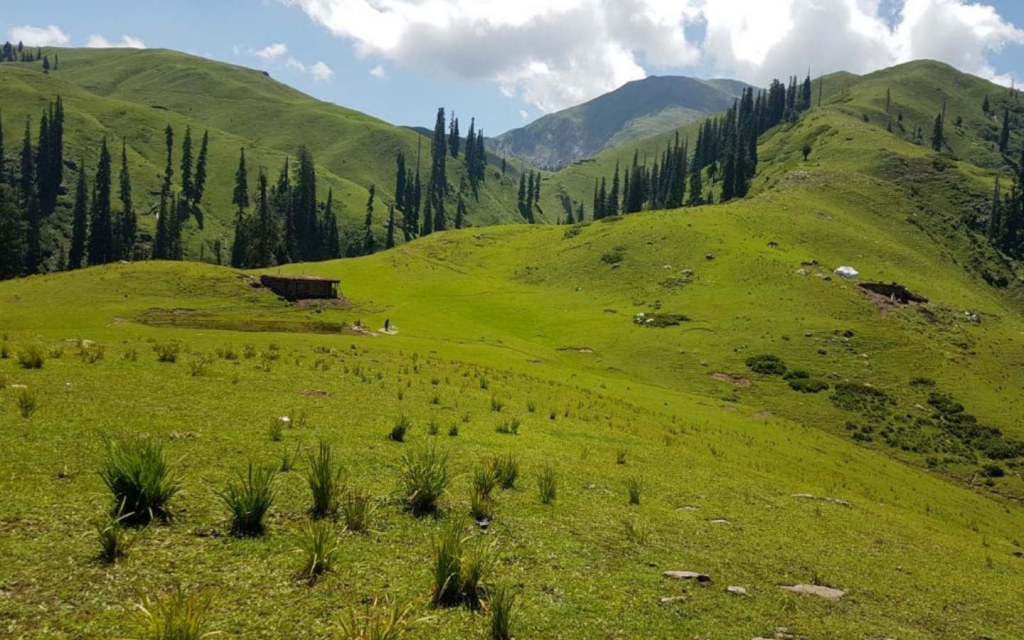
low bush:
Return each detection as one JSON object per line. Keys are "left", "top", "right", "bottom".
{"left": 431, "top": 522, "right": 495, "bottom": 609}
{"left": 153, "top": 343, "right": 180, "bottom": 363}
{"left": 789, "top": 378, "right": 830, "bottom": 393}
{"left": 745, "top": 354, "right": 786, "bottom": 376}
{"left": 96, "top": 502, "right": 137, "bottom": 563}
{"left": 16, "top": 344, "right": 45, "bottom": 369}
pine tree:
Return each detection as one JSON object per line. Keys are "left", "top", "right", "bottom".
{"left": 363, "top": 184, "right": 376, "bottom": 255}
{"left": 608, "top": 163, "right": 620, "bottom": 216}
{"left": 321, "top": 187, "right": 340, "bottom": 260}
{"left": 394, "top": 151, "right": 406, "bottom": 212}
{"left": 999, "top": 108, "right": 1011, "bottom": 153}
{"left": 20, "top": 117, "right": 41, "bottom": 273}
{"left": 118, "top": 141, "right": 135, "bottom": 260}
{"left": 989, "top": 176, "right": 1002, "bottom": 243}
{"left": 254, "top": 171, "right": 275, "bottom": 267}
{"left": 455, "top": 192, "right": 466, "bottom": 228}
{"left": 88, "top": 139, "right": 114, "bottom": 265}
{"left": 163, "top": 124, "right": 174, "bottom": 191}
{"left": 688, "top": 165, "right": 703, "bottom": 206}
{"left": 930, "top": 113, "right": 944, "bottom": 152}
{"left": 0, "top": 185, "right": 25, "bottom": 279}
{"left": 386, "top": 204, "right": 396, "bottom": 248}
{"left": 292, "top": 146, "right": 318, "bottom": 260}
{"left": 449, "top": 116, "right": 460, "bottom": 158}
{"left": 180, "top": 126, "right": 193, "bottom": 203}
{"left": 0, "top": 109, "right": 5, "bottom": 185}
{"left": 233, "top": 148, "right": 249, "bottom": 212}
{"left": 193, "top": 130, "right": 209, "bottom": 205}
{"left": 474, "top": 131, "right": 486, "bottom": 184}
{"left": 69, "top": 163, "right": 87, "bottom": 269}
{"left": 982, "top": 95, "right": 990, "bottom": 114}
{"left": 231, "top": 207, "right": 246, "bottom": 269}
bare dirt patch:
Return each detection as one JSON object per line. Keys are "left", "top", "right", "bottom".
{"left": 710, "top": 372, "right": 752, "bottom": 388}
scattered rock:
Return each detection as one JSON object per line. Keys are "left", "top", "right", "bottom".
{"left": 779, "top": 584, "right": 845, "bottom": 600}
{"left": 708, "top": 518, "right": 730, "bottom": 524}
{"left": 823, "top": 497, "right": 851, "bottom": 507}
{"left": 726, "top": 586, "right": 748, "bottom": 596}
{"left": 10, "top": 384, "right": 27, "bottom": 390}
{"left": 663, "top": 571, "right": 712, "bottom": 583}
{"left": 705, "top": 253, "right": 716, "bottom": 260}
{"left": 792, "top": 493, "right": 816, "bottom": 499}
{"left": 168, "top": 431, "right": 198, "bottom": 440}
{"left": 677, "top": 505, "right": 700, "bottom": 511}
{"left": 658, "top": 596, "right": 687, "bottom": 605}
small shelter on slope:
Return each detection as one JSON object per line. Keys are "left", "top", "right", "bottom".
{"left": 260, "top": 274, "right": 339, "bottom": 301}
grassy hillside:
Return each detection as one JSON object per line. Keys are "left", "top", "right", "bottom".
{"left": 2, "top": 59, "right": 1024, "bottom": 638}
{"left": 0, "top": 49, "right": 531, "bottom": 267}
{"left": 490, "top": 75, "right": 749, "bottom": 170}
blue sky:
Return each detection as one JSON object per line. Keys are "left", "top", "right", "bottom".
{"left": 4, "top": 1, "right": 1024, "bottom": 135}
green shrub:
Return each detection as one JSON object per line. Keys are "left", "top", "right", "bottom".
{"left": 218, "top": 462, "right": 276, "bottom": 537}
{"left": 459, "top": 536, "right": 496, "bottom": 610}
{"left": 17, "top": 389, "right": 36, "bottom": 418}
{"left": 79, "top": 342, "right": 105, "bottom": 364}
{"left": 447, "top": 424, "right": 460, "bottom": 437}
{"left": 400, "top": 443, "right": 450, "bottom": 516}
{"left": 16, "top": 344, "right": 45, "bottom": 369}
{"left": 783, "top": 369, "right": 810, "bottom": 380}
{"left": 306, "top": 441, "right": 343, "bottom": 519}
{"left": 745, "top": 354, "right": 786, "bottom": 375}
{"left": 491, "top": 453, "right": 519, "bottom": 489}
{"left": 99, "top": 437, "right": 180, "bottom": 525}
{"left": 789, "top": 378, "right": 830, "bottom": 393}
{"left": 981, "top": 464, "right": 1005, "bottom": 478}
{"left": 337, "top": 598, "right": 414, "bottom": 640}
{"left": 909, "top": 377, "right": 936, "bottom": 387}
{"left": 137, "top": 588, "right": 215, "bottom": 640}
{"left": 390, "top": 416, "right": 411, "bottom": 442}
{"left": 0, "top": 342, "right": 8, "bottom": 358}
{"left": 297, "top": 520, "right": 338, "bottom": 583}
{"left": 488, "top": 582, "right": 516, "bottom": 640}
{"left": 832, "top": 382, "right": 893, "bottom": 414}
{"left": 341, "top": 487, "right": 376, "bottom": 533}
{"left": 537, "top": 465, "right": 557, "bottom": 504}
{"left": 153, "top": 343, "right": 180, "bottom": 363}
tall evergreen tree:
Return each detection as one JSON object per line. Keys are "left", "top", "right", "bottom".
{"left": 254, "top": 171, "right": 276, "bottom": 267}
{"left": 180, "top": 126, "right": 193, "bottom": 203}
{"left": 193, "top": 130, "right": 209, "bottom": 205}
{"left": 231, "top": 205, "right": 247, "bottom": 269}
{"left": 233, "top": 148, "right": 249, "bottom": 213}
{"left": 292, "top": 146, "right": 318, "bottom": 260}
{"left": 0, "top": 109, "right": 5, "bottom": 185}
{"left": 394, "top": 151, "right": 406, "bottom": 212}
{"left": 163, "top": 124, "right": 174, "bottom": 191}
{"left": 69, "top": 162, "right": 87, "bottom": 269}
{"left": 449, "top": 116, "right": 460, "bottom": 158}
{"left": 999, "top": 108, "right": 1011, "bottom": 153}
{"left": 88, "top": 139, "right": 114, "bottom": 265}
{"left": 608, "top": 163, "right": 620, "bottom": 216}
{"left": 363, "top": 184, "right": 376, "bottom": 255}
{"left": 931, "top": 113, "right": 944, "bottom": 152}
{"left": 19, "top": 117, "right": 40, "bottom": 273}
{"left": 118, "top": 141, "right": 135, "bottom": 260}
{"left": 455, "top": 192, "right": 466, "bottom": 228}
{"left": 0, "top": 184, "right": 25, "bottom": 278}
{"left": 386, "top": 203, "right": 396, "bottom": 248}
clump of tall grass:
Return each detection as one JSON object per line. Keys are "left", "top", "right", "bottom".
{"left": 306, "top": 441, "right": 343, "bottom": 519}
{"left": 268, "top": 418, "right": 285, "bottom": 442}
{"left": 136, "top": 587, "right": 215, "bottom": 640}
{"left": 341, "top": 487, "right": 376, "bottom": 533}
{"left": 96, "top": 501, "right": 138, "bottom": 563}
{"left": 495, "top": 417, "right": 520, "bottom": 435}
{"left": 626, "top": 477, "right": 642, "bottom": 505}
{"left": 17, "top": 389, "right": 37, "bottom": 418}
{"left": 99, "top": 437, "right": 180, "bottom": 525}
{"left": 537, "top": 465, "right": 557, "bottom": 505}
{"left": 16, "top": 344, "right": 45, "bottom": 369}
{"left": 188, "top": 356, "right": 209, "bottom": 377}
{"left": 79, "top": 341, "right": 105, "bottom": 364}
{"left": 490, "top": 453, "right": 519, "bottom": 489}
{"left": 488, "top": 582, "right": 516, "bottom": 640}
{"left": 616, "top": 450, "right": 627, "bottom": 465}
{"left": 280, "top": 442, "right": 302, "bottom": 472}
{"left": 390, "top": 416, "right": 411, "bottom": 442}
{"left": 337, "top": 598, "right": 415, "bottom": 640}
{"left": 490, "top": 396, "right": 504, "bottom": 412}
{"left": 470, "top": 487, "right": 495, "bottom": 523}
{"left": 622, "top": 516, "right": 651, "bottom": 545}
{"left": 298, "top": 520, "right": 338, "bottom": 583}
{"left": 218, "top": 462, "right": 276, "bottom": 537}
{"left": 473, "top": 465, "right": 498, "bottom": 499}
{"left": 400, "top": 443, "right": 450, "bottom": 516}
{"left": 153, "top": 343, "right": 179, "bottom": 363}
{"left": 431, "top": 522, "right": 497, "bottom": 609}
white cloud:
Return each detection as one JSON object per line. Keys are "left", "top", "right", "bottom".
{"left": 518, "top": 109, "right": 529, "bottom": 120}
{"left": 284, "top": 56, "right": 334, "bottom": 81}
{"left": 86, "top": 34, "right": 146, "bottom": 49}
{"left": 281, "top": 0, "right": 1024, "bottom": 111}
{"left": 8, "top": 24, "right": 70, "bottom": 47}
{"left": 255, "top": 42, "right": 288, "bottom": 60}
{"left": 370, "top": 64, "right": 387, "bottom": 79}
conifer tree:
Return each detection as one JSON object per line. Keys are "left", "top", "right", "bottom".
{"left": 386, "top": 203, "right": 396, "bottom": 248}
{"left": 449, "top": 116, "right": 460, "bottom": 158}
{"left": 363, "top": 184, "right": 376, "bottom": 255}
{"left": 233, "top": 148, "right": 249, "bottom": 213}
{"left": 0, "top": 185, "right": 24, "bottom": 279}
{"left": 0, "top": 109, "right": 5, "bottom": 185}
{"left": 292, "top": 146, "right": 318, "bottom": 260}
{"left": 999, "top": 108, "right": 1011, "bottom": 153}
{"left": 254, "top": 171, "right": 275, "bottom": 267}
{"left": 20, "top": 117, "right": 41, "bottom": 273}
{"left": 194, "top": 130, "right": 209, "bottom": 205}
{"left": 118, "top": 141, "right": 135, "bottom": 260}
{"left": 455, "top": 192, "right": 466, "bottom": 228}
{"left": 163, "top": 124, "right": 174, "bottom": 191}
{"left": 394, "top": 151, "right": 406, "bottom": 211}
{"left": 231, "top": 205, "right": 246, "bottom": 269}
{"left": 69, "top": 163, "right": 87, "bottom": 269}
{"left": 608, "top": 163, "right": 620, "bottom": 216}
{"left": 88, "top": 139, "right": 114, "bottom": 265}
{"left": 180, "top": 126, "right": 193, "bottom": 203}
{"left": 982, "top": 95, "right": 990, "bottom": 114}
{"left": 931, "top": 113, "right": 944, "bottom": 152}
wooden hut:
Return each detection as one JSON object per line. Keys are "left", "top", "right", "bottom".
{"left": 260, "top": 275, "right": 339, "bottom": 301}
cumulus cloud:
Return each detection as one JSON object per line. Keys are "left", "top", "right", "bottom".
{"left": 285, "top": 56, "right": 334, "bottom": 81}
{"left": 255, "top": 42, "right": 288, "bottom": 60}
{"left": 86, "top": 34, "right": 146, "bottom": 49}
{"left": 370, "top": 64, "right": 387, "bottom": 78}
{"left": 281, "top": 0, "right": 1024, "bottom": 111}
{"left": 8, "top": 24, "right": 70, "bottom": 47}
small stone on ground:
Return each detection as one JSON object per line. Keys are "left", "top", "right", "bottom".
{"left": 779, "top": 584, "right": 845, "bottom": 600}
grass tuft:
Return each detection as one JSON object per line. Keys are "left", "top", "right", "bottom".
{"left": 306, "top": 441, "right": 343, "bottom": 519}
{"left": 537, "top": 464, "right": 558, "bottom": 504}
{"left": 297, "top": 520, "right": 338, "bottom": 583}
{"left": 390, "top": 416, "right": 411, "bottom": 442}
{"left": 341, "top": 487, "right": 377, "bottom": 533}
{"left": 99, "top": 437, "right": 180, "bottom": 525}
{"left": 137, "top": 587, "right": 215, "bottom": 640}
{"left": 431, "top": 522, "right": 496, "bottom": 609}
{"left": 491, "top": 453, "right": 519, "bottom": 489}
{"left": 218, "top": 462, "right": 276, "bottom": 537}
{"left": 337, "top": 597, "right": 415, "bottom": 640}
{"left": 96, "top": 501, "right": 138, "bottom": 563}
{"left": 17, "top": 389, "right": 37, "bottom": 418}
{"left": 488, "top": 582, "right": 516, "bottom": 640}
{"left": 400, "top": 442, "right": 450, "bottom": 516}
{"left": 16, "top": 344, "right": 45, "bottom": 369}
{"left": 626, "top": 476, "right": 642, "bottom": 505}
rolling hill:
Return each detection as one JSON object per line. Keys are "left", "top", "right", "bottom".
{"left": 0, "top": 48, "right": 533, "bottom": 269}
{"left": 489, "top": 75, "right": 750, "bottom": 170}
{"left": 1, "top": 56, "right": 1024, "bottom": 639}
